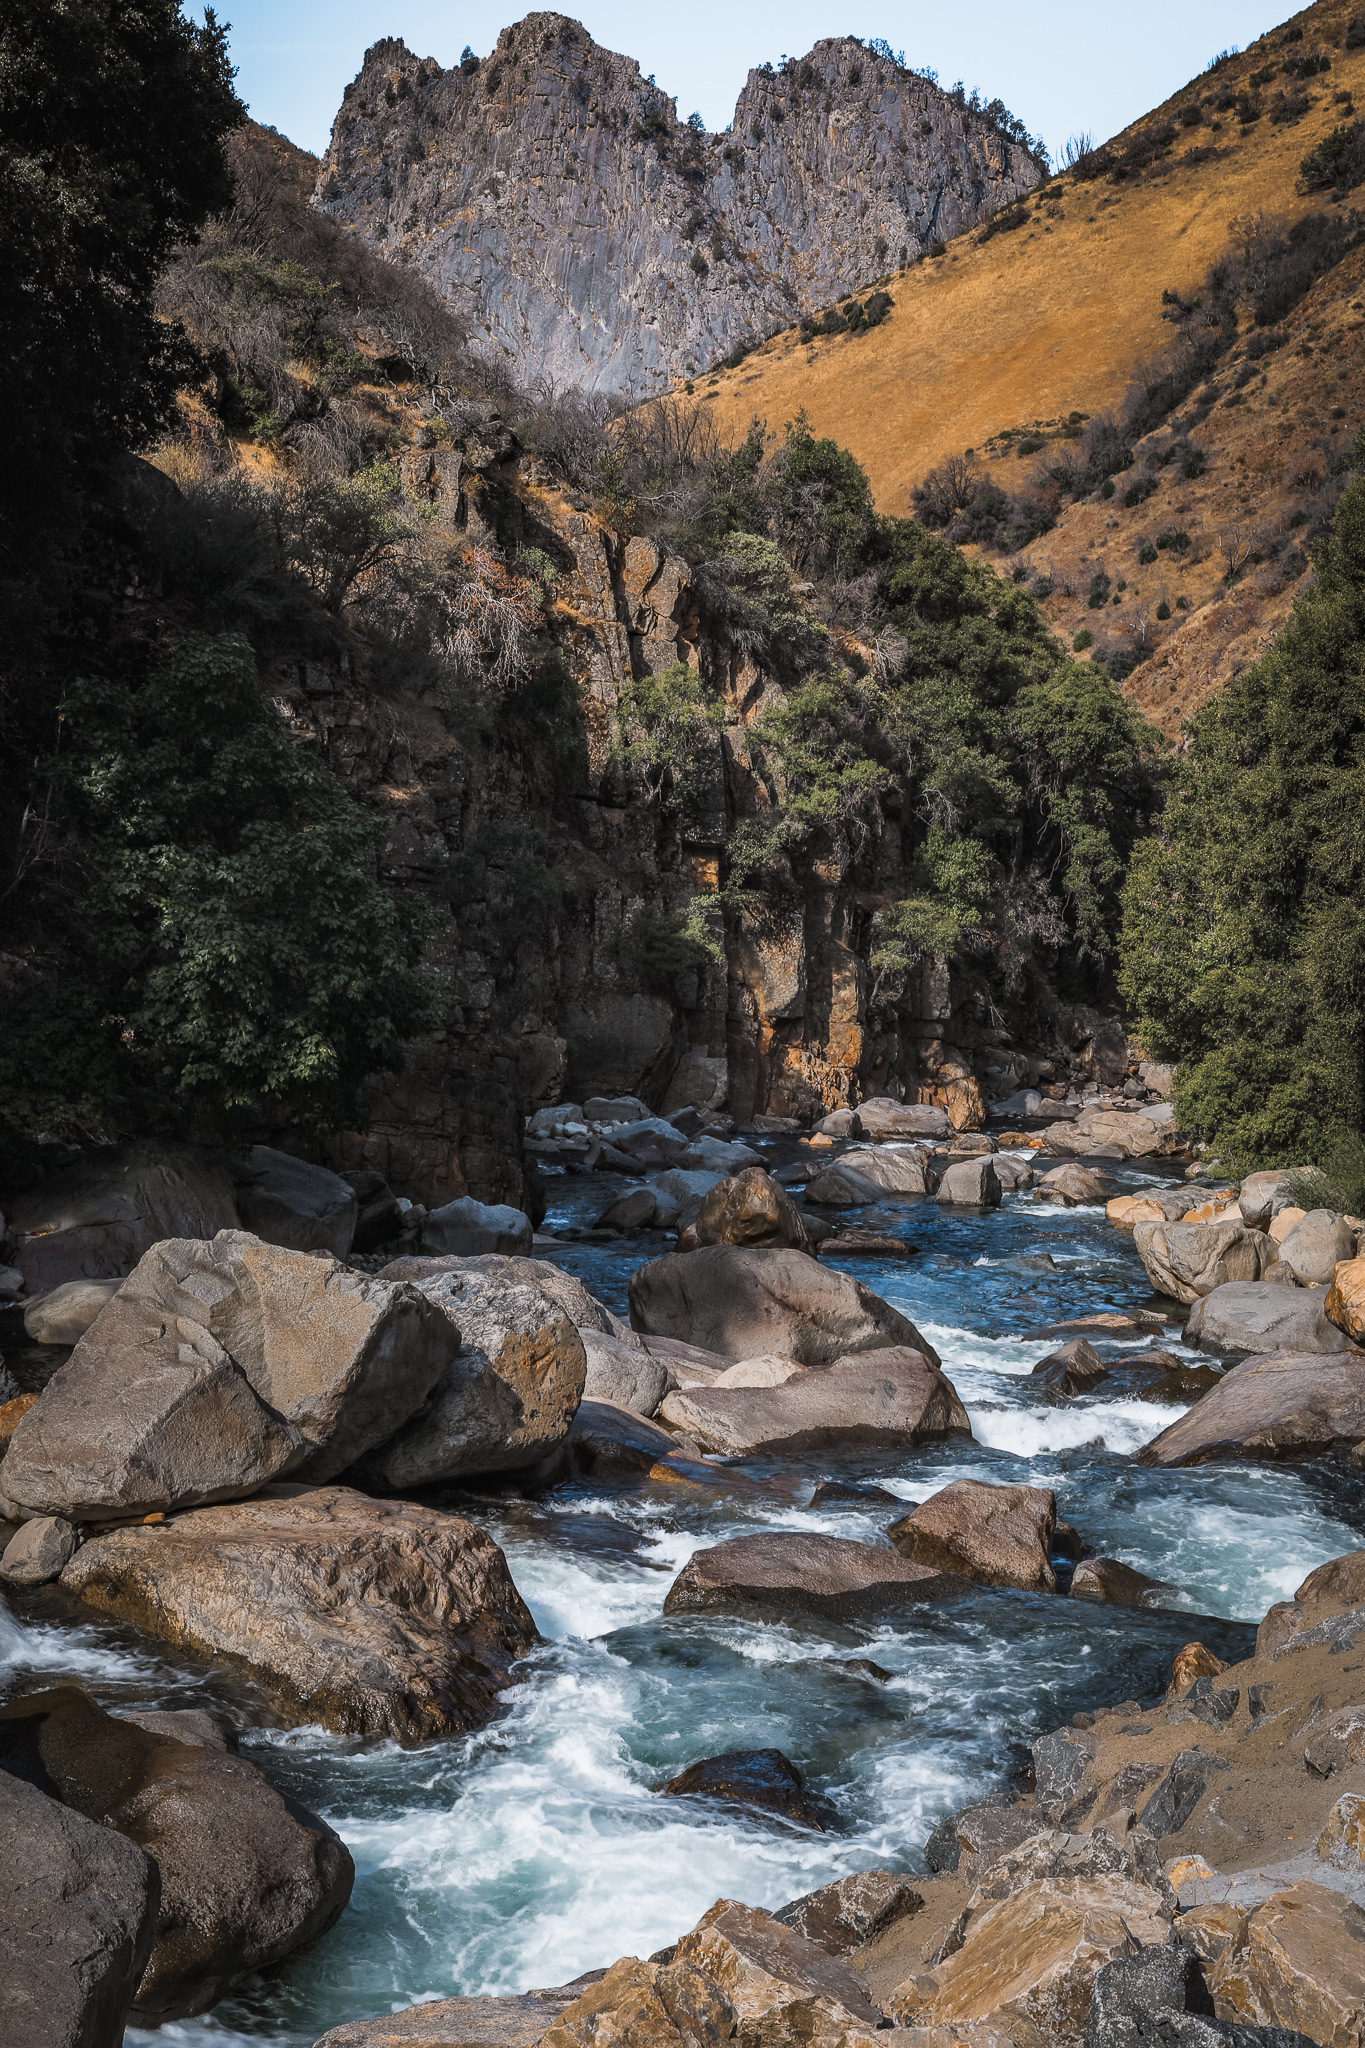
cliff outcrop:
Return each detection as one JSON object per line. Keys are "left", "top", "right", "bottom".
{"left": 315, "top": 13, "right": 1041, "bottom": 393}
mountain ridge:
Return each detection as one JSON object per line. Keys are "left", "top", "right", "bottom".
{"left": 315, "top": 12, "right": 1041, "bottom": 394}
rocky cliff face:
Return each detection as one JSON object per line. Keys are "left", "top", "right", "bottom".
{"left": 264, "top": 423, "right": 1106, "bottom": 1212}
{"left": 316, "top": 13, "right": 1041, "bottom": 394}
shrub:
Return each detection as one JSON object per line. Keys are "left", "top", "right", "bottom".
{"left": 1101, "top": 477, "right": 1115, "bottom": 499}
{"left": 1088, "top": 571, "right": 1112, "bottom": 608}
{"left": 690, "top": 250, "right": 709, "bottom": 276}
{"left": 1300, "top": 120, "right": 1365, "bottom": 191}
{"left": 1124, "top": 476, "right": 1158, "bottom": 507}
{"left": 1073, "top": 628, "right": 1093, "bottom": 650}
{"left": 1156, "top": 529, "right": 1191, "bottom": 553}
{"left": 1156, "top": 599, "right": 1171, "bottom": 619}
{"left": 1349, "top": 16, "right": 1365, "bottom": 50}
{"left": 1138, "top": 543, "right": 1158, "bottom": 564}
{"left": 1182, "top": 448, "right": 1207, "bottom": 478}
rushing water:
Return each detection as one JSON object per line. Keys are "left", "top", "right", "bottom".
{"left": 4, "top": 1134, "right": 1363, "bottom": 2048}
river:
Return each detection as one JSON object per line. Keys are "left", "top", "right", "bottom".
{"left": 3, "top": 1133, "right": 1361, "bottom": 2047}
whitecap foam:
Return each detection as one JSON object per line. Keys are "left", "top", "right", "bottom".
{"left": 968, "top": 1397, "right": 1174, "bottom": 1459}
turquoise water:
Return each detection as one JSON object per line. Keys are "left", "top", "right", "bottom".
{"left": 2, "top": 1137, "right": 1361, "bottom": 2047}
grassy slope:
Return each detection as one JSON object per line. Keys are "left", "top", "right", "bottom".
{"left": 694, "top": 0, "right": 1365, "bottom": 731}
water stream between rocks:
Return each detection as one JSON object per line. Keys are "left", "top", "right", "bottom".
{"left": 3, "top": 1135, "right": 1362, "bottom": 2048}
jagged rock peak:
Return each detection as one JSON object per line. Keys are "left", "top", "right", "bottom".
{"left": 317, "top": 14, "right": 1041, "bottom": 393}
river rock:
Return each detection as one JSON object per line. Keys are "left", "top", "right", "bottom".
{"left": 628, "top": 1245, "right": 933, "bottom": 1366}
{"left": 935, "top": 1156, "right": 1002, "bottom": 1207}
{"left": 359, "top": 1269, "right": 586, "bottom": 1488}
{"left": 639, "top": 1333, "right": 732, "bottom": 1383}
{"left": 774, "top": 1870, "right": 924, "bottom": 1953}
{"left": 537, "top": 1956, "right": 735, "bottom": 2048}
{"left": 679, "top": 1134, "right": 763, "bottom": 1175}
{"left": 1326, "top": 1255, "right": 1365, "bottom": 1342}
{"left": 712, "top": 1354, "right": 802, "bottom": 1386}
{"left": 344, "top": 1168, "right": 404, "bottom": 1252}
{"left": 924, "top": 1798, "right": 1043, "bottom": 1877}
{"left": 659, "top": 1748, "right": 824, "bottom": 1829}
{"left": 991, "top": 1153, "right": 1035, "bottom": 1190}
{"left": 804, "top": 1163, "right": 885, "bottom": 1208}
{"left": 994, "top": 1088, "right": 1045, "bottom": 1118}
{"left": 22, "top": 1278, "right": 121, "bottom": 1345}
{"left": 836, "top": 1145, "right": 934, "bottom": 1194}
{"left": 566, "top": 1397, "right": 708, "bottom": 1480}
{"left": 1135, "top": 1350, "right": 1365, "bottom": 1467}
{"left": 9, "top": 1140, "right": 241, "bottom": 1294}
{"left": 888, "top": 1478, "right": 1057, "bottom": 1592}
{"left": 384, "top": 1253, "right": 620, "bottom": 1338}
{"left": 595, "top": 1187, "right": 657, "bottom": 1231}
{"left": 663, "top": 1531, "right": 968, "bottom": 1622}
{"left": 1185, "top": 1282, "right": 1350, "bottom": 1355}
{"left": 856, "top": 1098, "right": 952, "bottom": 1142}
{"left": 1074, "top": 1110, "right": 1178, "bottom": 1158}
{"left": 656, "top": 1348, "right": 971, "bottom": 1458}
{"left": 1200, "top": 1879, "right": 1365, "bottom": 2043}
{"left": 579, "top": 1328, "right": 669, "bottom": 1417}
{"left": 1031, "top": 1338, "right": 1107, "bottom": 1396}
{"left": 0, "top": 1513, "right": 78, "bottom": 1586}
{"left": 1070, "top": 1556, "right": 1167, "bottom": 1608}
{"left": 1275, "top": 1209, "right": 1357, "bottom": 1287}
{"left": 1036, "top": 1163, "right": 1110, "bottom": 1206}
{"left": 1134, "top": 1219, "right": 1278, "bottom": 1304}
{"left": 1238, "top": 1169, "right": 1308, "bottom": 1229}
{"left": 422, "top": 1196, "right": 533, "bottom": 1256}
{"left": 59, "top": 1485, "right": 538, "bottom": 1743}
{"left": 3, "top": 1231, "right": 461, "bottom": 1515}
{"left": 1107, "top": 1189, "right": 1197, "bottom": 1230}
{"left": 691, "top": 1166, "right": 811, "bottom": 1252}
{"left": 235, "top": 1145, "right": 358, "bottom": 1257}
{"left": 0, "top": 1684, "right": 353, "bottom": 2022}
{"left": 672, "top": 1897, "right": 882, "bottom": 2031}
{"left": 1, "top": 1769, "right": 159, "bottom": 2048}
{"left": 648, "top": 1167, "right": 726, "bottom": 1228}
{"left": 120, "top": 1706, "right": 238, "bottom": 1751}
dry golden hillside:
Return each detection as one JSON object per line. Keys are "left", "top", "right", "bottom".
{"left": 693, "top": 0, "right": 1365, "bottom": 731}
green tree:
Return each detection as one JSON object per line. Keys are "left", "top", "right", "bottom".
{"left": 2, "top": 635, "right": 434, "bottom": 1142}
{"left": 1119, "top": 476, "right": 1365, "bottom": 1167}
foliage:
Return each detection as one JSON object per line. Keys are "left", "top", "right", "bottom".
{"left": 616, "top": 663, "right": 725, "bottom": 808}
{"left": 1119, "top": 477, "right": 1365, "bottom": 1170}
{"left": 624, "top": 902, "right": 723, "bottom": 987}
{"left": 1, "top": 635, "right": 433, "bottom": 1144}
{"left": 871, "top": 829, "right": 992, "bottom": 992}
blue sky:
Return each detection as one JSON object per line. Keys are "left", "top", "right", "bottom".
{"left": 212, "top": 1, "right": 1296, "bottom": 163}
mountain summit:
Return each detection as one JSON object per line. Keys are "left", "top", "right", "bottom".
{"left": 316, "top": 12, "right": 1041, "bottom": 392}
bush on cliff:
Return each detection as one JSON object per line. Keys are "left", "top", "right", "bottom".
{"left": 1120, "top": 475, "right": 1365, "bottom": 1168}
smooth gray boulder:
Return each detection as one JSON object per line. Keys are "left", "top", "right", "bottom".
{"left": 1136, "top": 1350, "right": 1365, "bottom": 1467}
{"left": 1278, "top": 1208, "right": 1357, "bottom": 1287}
{"left": 1035, "top": 1162, "right": 1109, "bottom": 1206}
{"left": 361, "top": 1268, "right": 586, "bottom": 1487}
{"left": 0, "top": 1769, "right": 159, "bottom": 2048}
{"left": 656, "top": 1348, "right": 972, "bottom": 1457}
{"left": 935, "top": 1156, "right": 1002, "bottom": 1207}
{"left": 855, "top": 1098, "right": 952, "bottom": 1142}
{"left": 22, "top": 1278, "right": 120, "bottom": 1346}
{"left": 991, "top": 1153, "right": 1035, "bottom": 1190}
{"left": 0, "top": 1514, "right": 78, "bottom": 1586}
{"left": 1133, "top": 1218, "right": 1278, "bottom": 1304}
{"left": 1185, "top": 1281, "right": 1350, "bottom": 1355}
{"left": 422, "top": 1196, "right": 533, "bottom": 1256}
{"left": 579, "top": 1328, "right": 669, "bottom": 1417}
{"left": 804, "top": 1163, "right": 884, "bottom": 1207}
{"left": 8, "top": 1139, "right": 240, "bottom": 1293}
{"left": 664, "top": 1531, "right": 968, "bottom": 1621}
{"left": 380, "top": 1252, "right": 619, "bottom": 1336}
{"left": 2, "top": 1232, "right": 459, "bottom": 1517}
{"left": 1070, "top": 1556, "right": 1167, "bottom": 1607}
{"left": 595, "top": 1188, "right": 657, "bottom": 1231}
{"left": 649, "top": 1167, "right": 724, "bottom": 1228}
{"left": 235, "top": 1145, "right": 358, "bottom": 1257}
{"left": 1, "top": 1684, "right": 353, "bottom": 2023}
{"left": 679, "top": 1134, "right": 763, "bottom": 1174}
{"left": 993, "top": 1089, "right": 1044, "bottom": 1118}
{"left": 584, "top": 1095, "right": 650, "bottom": 1124}
{"left": 628, "top": 1245, "right": 936, "bottom": 1366}
{"left": 835, "top": 1145, "right": 933, "bottom": 1195}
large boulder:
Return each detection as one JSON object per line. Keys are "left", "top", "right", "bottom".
{"left": 0, "top": 1769, "right": 159, "bottom": 2048}
{"left": 359, "top": 1267, "right": 586, "bottom": 1489}
{"left": 60, "top": 1484, "right": 539, "bottom": 1743}
{"left": 380, "top": 1253, "right": 619, "bottom": 1337}
{"left": 1036, "top": 1163, "right": 1110, "bottom": 1207}
{"left": 888, "top": 1479, "right": 1057, "bottom": 1593}
{"left": 659, "top": 1748, "right": 825, "bottom": 1829}
{"left": 22, "top": 1278, "right": 120, "bottom": 1346}
{"left": 935, "top": 1156, "right": 1002, "bottom": 1207}
{"left": 1185, "top": 1282, "right": 1350, "bottom": 1356}
{"left": 0, "top": 1685, "right": 353, "bottom": 2023}
{"left": 235, "top": 1145, "right": 358, "bottom": 1257}
{"left": 1134, "top": 1219, "right": 1278, "bottom": 1304}
{"left": 1031, "top": 1338, "right": 1107, "bottom": 1397}
{"left": 2, "top": 1232, "right": 460, "bottom": 1516}
{"left": 628, "top": 1245, "right": 933, "bottom": 1366}
{"left": 1238, "top": 1169, "right": 1307, "bottom": 1229}
{"left": 855, "top": 1098, "right": 952, "bottom": 1142}
{"left": 679, "top": 1135, "right": 763, "bottom": 1175}
{"left": 579, "top": 1328, "right": 669, "bottom": 1417}
{"left": 657, "top": 1348, "right": 971, "bottom": 1458}
{"left": 8, "top": 1140, "right": 240, "bottom": 1293}
{"left": 1135, "top": 1350, "right": 1365, "bottom": 1467}
{"left": 1198, "top": 1879, "right": 1365, "bottom": 2045}
{"left": 421, "top": 1196, "right": 532, "bottom": 1257}
{"left": 1327, "top": 1255, "right": 1365, "bottom": 1342}
{"left": 774, "top": 1870, "right": 923, "bottom": 1955}
{"left": 669, "top": 1897, "right": 881, "bottom": 2031}
{"left": 0, "top": 1514, "right": 78, "bottom": 1587}
{"left": 1276, "top": 1209, "right": 1357, "bottom": 1287}
{"left": 1073, "top": 1110, "right": 1180, "bottom": 1158}
{"left": 691, "top": 1166, "right": 811, "bottom": 1252}
{"left": 648, "top": 1167, "right": 725, "bottom": 1228}
{"left": 316, "top": 1996, "right": 568, "bottom": 2047}
{"left": 663, "top": 1531, "right": 968, "bottom": 1622}
{"left": 836, "top": 1145, "right": 934, "bottom": 1195}
{"left": 804, "top": 1163, "right": 885, "bottom": 1208}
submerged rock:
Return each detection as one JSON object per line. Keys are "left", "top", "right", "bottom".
{"left": 889, "top": 1478, "right": 1057, "bottom": 1593}
{"left": 1031, "top": 1338, "right": 1107, "bottom": 1396}
{"left": 1070, "top": 1556, "right": 1169, "bottom": 1608}
{"left": 1135, "top": 1350, "right": 1365, "bottom": 1467}
{"left": 628, "top": 1244, "right": 933, "bottom": 1366}
{"left": 59, "top": 1485, "right": 538, "bottom": 1744}
{"left": 0, "top": 1685, "right": 353, "bottom": 2023}
{"left": 659, "top": 1748, "right": 824, "bottom": 1829}
{"left": 663, "top": 1530, "right": 968, "bottom": 1622}
{"left": 1, "top": 1768, "right": 159, "bottom": 2048}
{"left": 656, "top": 1348, "right": 971, "bottom": 1458}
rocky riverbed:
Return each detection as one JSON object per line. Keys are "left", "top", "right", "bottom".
{"left": 3, "top": 1117, "right": 1364, "bottom": 2046}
